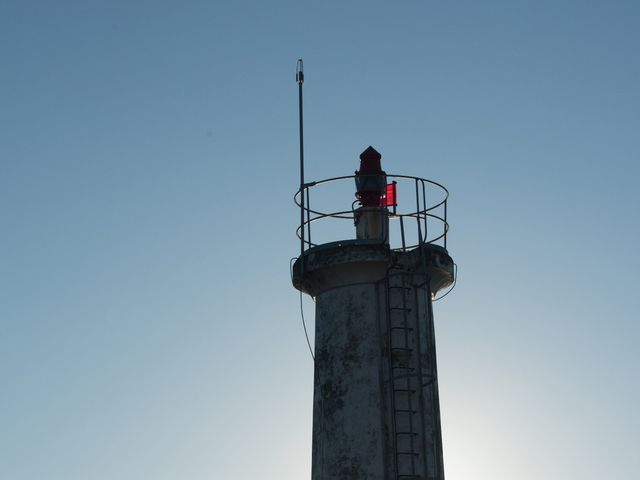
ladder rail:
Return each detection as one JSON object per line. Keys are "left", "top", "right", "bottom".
{"left": 387, "top": 269, "right": 422, "bottom": 479}
{"left": 399, "top": 273, "right": 417, "bottom": 477}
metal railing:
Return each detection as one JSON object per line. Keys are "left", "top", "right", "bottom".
{"left": 294, "top": 174, "right": 449, "bottom": 256}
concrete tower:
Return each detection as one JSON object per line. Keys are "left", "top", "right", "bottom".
{"left": 292, "top": 147, "right": 455, "bottom": 480}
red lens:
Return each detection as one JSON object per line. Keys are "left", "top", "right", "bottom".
{"left": 385, "top": 183, "right": 397, "bottom": 207}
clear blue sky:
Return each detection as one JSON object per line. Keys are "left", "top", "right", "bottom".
{"left": 1, "top": 1, "right": 639, "bottom": 479}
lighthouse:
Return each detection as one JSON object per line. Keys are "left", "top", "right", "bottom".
{"left": 292, "top": 144, "right": 455, "bottom": 480}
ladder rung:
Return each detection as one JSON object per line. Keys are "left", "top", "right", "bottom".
{"left": 395, "top": 431, "right": 419, "bottom": 436}
{"left": 392, "top": 347, "right": 413, "bottom": 352}
{"left": 390, "top": 326, "right": 414, "bottom": 331}
{"left": 394, "top": 388, "right": 417, "bottom": 393}
{"left": 396, "top": 451, "right": 419, "bottom": 456}
{"left": 390, "top": 307, "right": 412, "bottom": 311}
{"left": 394, "top": 409, "right": 417, "bottom": 413}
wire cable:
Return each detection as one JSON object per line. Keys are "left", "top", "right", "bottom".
{"left": 433, "top": 262, "right": 457, "bottom": 302}
{"left": 290, "top": 257, "right": 315, "bottom": 361}
{"left": 300, "top": 290, "right": 315, "bottom": 361}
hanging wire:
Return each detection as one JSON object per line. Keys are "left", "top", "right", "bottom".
{"left": 433, "top": 263, "right": 458, "bottom": 302}
{"left": 290, "top": 257, "right": 315, "bottom": 361}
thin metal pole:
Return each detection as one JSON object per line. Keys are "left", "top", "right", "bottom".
{"left": 296, "top": 59, "right": 305, "bottom": 270}
{"left": 415, "top": 179, "right": 423, "bottom": 244}
{"left": 306, "top": 186, "right": 311, "bottom": 246}
{"left": 421, "top": 180, "right": 427, "bottom": 242}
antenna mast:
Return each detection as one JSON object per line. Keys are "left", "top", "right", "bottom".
{"left": 296, "top": 59, "right": 305, "bottom": 266}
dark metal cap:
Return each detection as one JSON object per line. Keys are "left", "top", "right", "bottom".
{"left": 358, "top": 146, "right": 383, "bottom": 175}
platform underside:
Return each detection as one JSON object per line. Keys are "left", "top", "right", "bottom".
{"left": 292, "top": 241, "right": 454, "bottom": 298}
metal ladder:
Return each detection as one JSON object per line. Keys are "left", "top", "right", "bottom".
{"left": 386, "top": 267, "right": 426, "bottom": 480}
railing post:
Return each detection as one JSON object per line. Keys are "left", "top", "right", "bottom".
{"left": 306, "top": 187, "right": 312, "bottom": 247}
{"left": 421, "top": 179, "right": 427, "bottom": 243}
{"left": 415, "top": 178, "right": 423, "bottom": 244}
{"left": 299, "top": 192, "right": 305, "bottom": 270}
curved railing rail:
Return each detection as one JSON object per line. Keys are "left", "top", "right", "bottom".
{"left": 294, "top": 174, "right": 449, "bottom": 256}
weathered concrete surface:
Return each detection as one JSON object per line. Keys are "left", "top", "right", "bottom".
{"left": 312, "top": 283, "right": 387, "bottom": 480}
{"left": 384, "top": 270, "right": 445, "bottom": 479}
{"left": 292, "top": 242, "right": 453, "bottom": 298}
{"left": 292, "top": 241, "right": 389, "bottom": 298}
{"left": 355, "top": 207, "right": 389, "bottom": 243}
{"left": 293, "top": 243, "right": 453, "bottom": 480}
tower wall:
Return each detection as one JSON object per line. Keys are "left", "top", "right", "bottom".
{"left": 312, "top": 282, "right": 388, "bottom": 479}
{"left": 293, "top": 243, "right": 453, "bottom": 480}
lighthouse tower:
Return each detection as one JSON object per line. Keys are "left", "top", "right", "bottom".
{"left": 292, "top": 146, "right": 455, "bottom": 480}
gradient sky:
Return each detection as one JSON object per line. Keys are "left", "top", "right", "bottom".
{"left": 2, "top": 1, "right": 639, "bottom": 479}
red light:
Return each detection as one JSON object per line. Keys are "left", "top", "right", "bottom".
{"left": 384, "top": 182, "right": 397, "bottom": 207}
